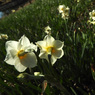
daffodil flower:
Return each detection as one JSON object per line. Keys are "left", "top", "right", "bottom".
{"left": 45, "top": 26, "right": 51, "bottom": 35}
{"left": 36, "top": 35, "right": 64, "bottom": 65}
{"left": 4, "top": 35, "right": 37, "bottom": 72}
{"left": 58, "top": 5, "right": 66, "bottom": 13}
{"left": 88, "top": 10, "right": 95, "bottom": 25}
{"left": 58, "top": 5, "right": 70, "bottom": 19}
{"left": 89, "top": 10, "right": 95, "bottom": 21}
{"left": 0, "top": 34, "right": 8, "bottom": 39}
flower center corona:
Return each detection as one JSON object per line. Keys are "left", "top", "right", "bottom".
{"left": 61, "top": 8, "right": 65, "bottom": 12}
{"left": 46, "top": 47, "right": 55, "bottom": 54}
{"left": 17, "top": 50, "right": 27, "bottom": 59}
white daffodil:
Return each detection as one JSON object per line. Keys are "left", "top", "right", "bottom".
{"left": 4, "top": 35, "right": 37, "bottom": 72}
{"left": 88, "top": 10, "right": 95, "bottom": 25}
{"left": 58, "top": 5, "right": 66, "bottom": 13}
{"left": 58, "top": 5, "right": 70, "bottom": 19}
{"left": 0, "top": 34, "right": 8, "bottom": 39}
{"left": 45, "top": 26, "right": 51, "bottom": 35}
{"left": 89, "top": 10, "right": 95, "bottom": 21}
{"left": 36, "top": 35, "right": 64, "bottom": 65}
{"left": 90, "top": 21, "right": 95, "bottom": 25}
{"left": 88, "top": 20, "right": 95, "bottom": 25}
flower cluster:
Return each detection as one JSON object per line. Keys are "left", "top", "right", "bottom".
{"left": 88, "top": 10, "right": 95, "bottom": 25}
{"left": 4, "top": 27, "right": 64, "bottom": 72}
{"left": 58, "top": 5, "right": 70, "bottom": 19}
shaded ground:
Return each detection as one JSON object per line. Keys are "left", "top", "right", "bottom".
{"left": 0, "top": 0, "right": 35, "bottom": 19}
{"left": 0, "top": 0, "right": 34, "bottom": 11}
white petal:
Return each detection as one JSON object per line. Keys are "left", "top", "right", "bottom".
{"left": 58, "top": 5, "right": 66, "bottom": 13}
{"left": 92, "top": 17, "right": 95, "bottom": 20}
{"left": 25, "top": 43, "right": 37, "bottom": 52}
{"left": 39, "top": 50, "right": 49, "bottom": 62}
{"left": 4, "top": 53, "right": 15, "bottom": 65}
{"left": 44, "top": 35, "right": 55, "bottom": 46}
{"left": 14, "top": 57, "right": 27, "bottom": 72}
{"left": 36, "top": 41, "right": 46, "bottom": 49}
{"left": 19, "top": 35, "right": 30, "bottom": 48}
{"left": 53, "top": 40, "right": 64, "bottom": 49}
{"left": 5, "top": 41, "right": 18, "bottom": 52}
{"left": 30, "top": 43, "right": 37, "bottom": 52}
{"left": 52, "top": 49, "right": 64, "bottom": 58}
{"left": 20, "top": 52, "right": 37, "bottom": 68}
{"left": 10, "top": 49, "right": 17, "bottom": 58}
{"left": 51, "top": 55, "right": 57, "bottom": 65}
{"left": 17, "top": 41, "right": 22, "bottom": 50}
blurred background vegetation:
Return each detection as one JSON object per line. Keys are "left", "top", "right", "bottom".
{"left": 0, "top": 0, "right": 95, "bottom": 95}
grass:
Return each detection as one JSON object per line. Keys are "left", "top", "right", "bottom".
{"left": 0, "top": 0, "right": 95, "bottom": 95}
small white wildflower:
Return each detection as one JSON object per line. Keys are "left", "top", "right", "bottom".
{"left": 58, "top": 5, "right": 66, "bottom": 13}
{"left": 45, "top": 26, "right": 51, "bottom": 35}
{"left": 88, "top": 10, "right": 95, "bottom": 25}
{"left": 58, "top": 5, "right": 70, "bottom": 19}
{"left": 0, "top": 34, "right": 8, "bottom": 39}
{"left": 89, "top": 10, "right": 95, "bottom": 21}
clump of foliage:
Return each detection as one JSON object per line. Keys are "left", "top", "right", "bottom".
{"left": 0, "top": 0, "right": 95, "bottom": 95}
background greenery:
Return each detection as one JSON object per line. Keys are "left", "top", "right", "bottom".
{"left": 0, "top": 0, "right": 95, "bottom": 94}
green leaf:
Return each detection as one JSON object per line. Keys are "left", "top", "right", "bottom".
{"left": 81, "top": 40, "right": 87, "bottom": 59}
{"left": 70, "top": 87, "right": 77, "bottom": 95}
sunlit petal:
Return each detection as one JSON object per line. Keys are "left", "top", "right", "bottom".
{"left": 39, "top": 50, "right": 49, "bottom": 62}
{"left": 25, "top": 42, "right": 37, "bottom": 52}
{"left": 36, "top": 41, "right": 46, "bottom": 49}
{"left": 30, "top": 42, "right": 37, "bottom": 52}
{"left": 5, "top": 41, "right": 18, "bottom": 52}
{"left": 44, "top": 35, "right": 55, "bottom": 46}
{"left": 10, "top": 49, "right": 17, "bottom": 58}
{"left": 4, "top": 53, "right": 15, "bottom": 65}
{"left": 19, "top": 35, "right": 30, "bottom": 48}
{"left": 51, "top": 55, "right": 57, "bottom": 65}
{"left": 17, "top": 41, "right": 22, "bottom": 50}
